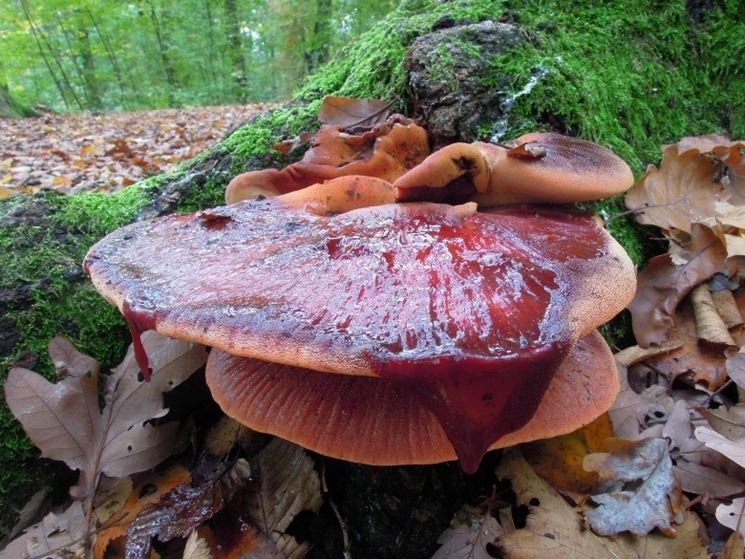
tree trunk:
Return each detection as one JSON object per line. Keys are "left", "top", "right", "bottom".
{"left": 305, "top": 0, "right": 333, "bottom": 73}
{"left": 223, "top": 0, "right": 248, "bottom": 103}
{"left": 147, "top": 0, "right": 179, "bottom": 105}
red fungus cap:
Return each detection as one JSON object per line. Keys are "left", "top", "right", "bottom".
{"left": 225, "top": 116, "right": 430, "bottom": 204}
{"left": 394, "top": 132, "right": 634, "bottom": 206}
{"left": 206, "top": 330, "right": 618, "bottom": 467}
{"left": 85, "top": 176, "right": 635, "bottom": 471}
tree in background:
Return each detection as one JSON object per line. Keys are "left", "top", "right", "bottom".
{"left": 0, "top": 0, "right": 398, "bottom": 113}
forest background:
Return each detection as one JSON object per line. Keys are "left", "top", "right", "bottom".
{"left": 0, "top": 0, "right": 396, "bottom": 115}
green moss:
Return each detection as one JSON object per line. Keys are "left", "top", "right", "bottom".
{"left": 297, "top": 0, "right": 499, "bottom": 105}
{"left": 477, "top": 0, "right": 743, "bottom": 172}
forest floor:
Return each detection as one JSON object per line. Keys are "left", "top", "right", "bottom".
{"left": 0, "top": 104, "right": 272, "bottom": 198}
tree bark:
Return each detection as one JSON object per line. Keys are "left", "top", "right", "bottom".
{"left": 223, "top": 0, "right": 248, "bottom": 102}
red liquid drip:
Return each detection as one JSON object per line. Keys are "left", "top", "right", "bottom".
{"left": 122, "top": 302, "right": 156, "bottom": 381}
{"left": 372, "top": 340, "right": 571, "bottom": 473}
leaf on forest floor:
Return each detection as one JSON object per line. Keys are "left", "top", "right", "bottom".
{"left": 495, "top": 450, "right": 708, "bottom": 558}
{"left": 625, "top": 138, "right": 744, "bottom": 233}
{"left": 93, "top": 465, "right": 190, "bottom": 559}
{"left": 726, "top": 352, "right": 745, "bottom": 388}
{"left": 318, "top": 95, "right": 391, "bottom": 128}
{"left": 124, "top": 457, "right": 251, "bottom": 559}
{"left": 722, "top": 531, "right": 745, "bottom": 559}
{"left": 583, "top": 438, "right": 682, "bottom": 536}
{"left": 695, "top": 425, "right": 745, "bottom": 469}
{"left": 244, "top": 439, "right": 322, "bottom": 558}
{"left": 690, "top": 284, "right": 737, "bottom": 346}
{"left": 716, "top": 497, "right": 745, "bottom": 539}
{"left": 4, "top": 333, "right": 207, "bottom": 502}
{"left": 125, "top": 440, "right": 321, "bottom": 559}
{"left": 625, "top": 143, "right": 724, "bottom": 233}
{"left": 633, "top": 295, "right": 730, "bottom": 390}
{"left": 0, "top": 501, "right": 87, "bottom": 559}
{"left": 182, "top": 530, "right": 214, "bottom": 559}
{"left": 628, "top": 224, "right": 732, "bottom": 347}
{"left": 204, "top": 415, "right": 254, "bottom": 456}
{"left": 661, "top": 401, "right": 745, "bottom": 497}
{"left": 431, "top": 505, "right": 503, "bottom": 559}
{"left": 523, "top": 414, "right": 615, "bottom": 495}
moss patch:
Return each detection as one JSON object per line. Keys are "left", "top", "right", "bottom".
{"left": 475, "top": 0, "right": 743, "bottom": 172}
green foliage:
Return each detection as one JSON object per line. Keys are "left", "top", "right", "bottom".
{"left": 0, "top": 0, "right": 397, "bottom": 112}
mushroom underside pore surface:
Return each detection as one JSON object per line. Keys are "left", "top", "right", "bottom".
{"left": 84, "top": 182, "right": 635, "bottom": 472}
{"left": 206, "top": 330, "right": 618, "bottom": 467}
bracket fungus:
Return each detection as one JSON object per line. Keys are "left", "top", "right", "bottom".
{"left": 225, "top": 114, "right": 430, "bottom": 204}
{"left": 394, "top": 132, "right": 634, "bottom": 207}
{"left": 85, "top": 167, "right": 636, "bottom": 473}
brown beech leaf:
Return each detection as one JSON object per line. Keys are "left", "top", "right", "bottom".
{"left": 628, "top": 224, "right": 731, "bottom": 347}
{"left": 124, "top": 457, "right": 252, "bottom": 559}
{"left": 523, "top": 414, "right": 615, "bottom": 495}
{"left": 4, "top": 333, "right": 207, "bottom": 501}
{"left": 318, "top": 95, "right": 391, "bottom": 128}
{"left": 695, "top": 425, "right": 745, "bottom": 468}
{"left": 182, "top": 530, "right": 214, "bottom": 559}
{"left": 711, "top": 288, "right": 744, "bottom": 328}
{"left": 495, "top": 450, "right": 707, "bottom": 558}
{"left": 625, "top": 142, "right": 729, "bottom": 233}
{"left": 204, "top": 415, "right": 253, "bottom": 456}
{"left": 716, "top": 498, "right": 745, "bottom": 539}
{"left": 607, "top": 361, "right": 648, "bottom": 439}
{"left": 93, "top": 464, "right": 190, "bottom": 559}
{"left": 431, "top": 506, "right": 503, "bottom": 559}
{"left": 727, "top": 352, "right": 745, "bottom": 388}
{"left": 722, "top": 531, "right": 745, "bottom": 559}
{"left": 0, "top": 501, "right": 87, "bottom": 559}
{"left": 641, "top": 299, "right": 729, "bottom": 390}
{"left": 691, "top": 284, "right": 736, "bottom": 346}
{"left": 583, "top": 438, "right": 682, "bottom": 536}
{"left": 699, "top": 405, "right": 745, "bottom": 441}
{"left": 245, "top": 439, "right": 322, "bottom": 558}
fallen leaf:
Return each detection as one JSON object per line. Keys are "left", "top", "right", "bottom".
{"left": 125, "top": 457, "right": 252, "bottom": 558}
{"left": 711, "top": 288, "right": 744, "bottom": 328}
{"left": 642, "top": 298, "right": 730, "bottom": 390}
{"left": 722, "top": 530, "right": 745, "bottom": 559}
{"left": 628, "top": 224, "right": 732, "bottom": 347}
{"left": 691, "top": 284, "right": 737, "bottom": 346}
{"left": 93, "top": 477, "right": 133, "bottom": 525}
{"left": 695, "top": 425, "right": 745, "bottom": 468}
{"left": 0, "top": 501, "right": 87, "bottom": 559}
{"left": 583, "top": 438, "right": 682, "bottom": 536}
{"left": 93, "top": 464, "right": 190, "bottom": 559}
{"left": 4, "top": 333, "right": 207, "bottom": 502}
{"left": 625, "top": 142, "right": 729, "bottom": 233}
{"left": 523, "top": 414, "right": 614, "bottom": 495}
{"left": 183, "top": 530, "right": 214, "bottom": 559}
{"left": 204, "top": 415, "right": 254, "bottom": 456}
{"left": 318, "top": 95, "right": 391, "bottom": 127}
{"left": 614, "top": 342, "right": 683, "bottom": 368}
{"left": 245, "top": 439, "right": 323, "bottom": 558}
{"left": 699, "top": 405, "right": 745, "bottom": 441}
{"left": 727, "top": 352, "right": 745, "bottom": 388}
{"left": 431, "top": 506, "right": 503, "bottom": 559}
{"left": 716, "top": 497, "right": 745, "bottom": 539}
{"left": 495, "top": 450, "right": 708, "bottom": 558}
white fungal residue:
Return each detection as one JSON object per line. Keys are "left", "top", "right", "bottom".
{"left": 490, "top": 59, "right": 561, "bottom": 143}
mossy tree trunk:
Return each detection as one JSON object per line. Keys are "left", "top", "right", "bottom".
{"left": 0, "top": 0, "right": 743, "bottom": 553}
